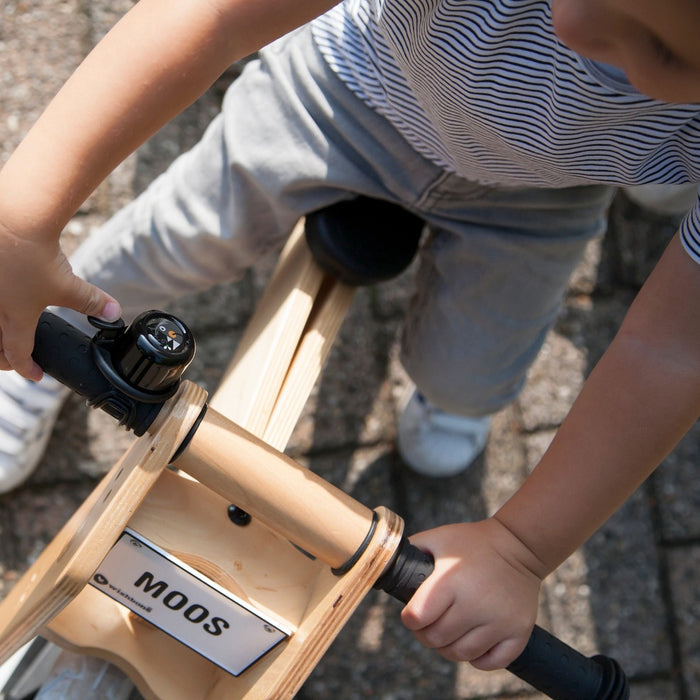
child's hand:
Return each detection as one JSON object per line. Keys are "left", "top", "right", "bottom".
{"left": 401, "top": 518, "right": 545, "bottom": 670}
{"left": 0, "top": 224, "right": 120, "bottom": 380}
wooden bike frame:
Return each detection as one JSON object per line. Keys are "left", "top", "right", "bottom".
{"left": 0, "top": 203, "right": 629, "bottom": 700}
{"left": 0, "top": 220, "right": 404, "bottom": 700}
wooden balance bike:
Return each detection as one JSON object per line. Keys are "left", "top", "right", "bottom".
{"left": 0, "top": 197, "right": 629, "bottom": 699}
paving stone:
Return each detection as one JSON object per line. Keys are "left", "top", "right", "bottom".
{"left": 630, "top": 680, "right": 680, "bottom": 700}
{"left": 297, "top": 289, "right": 405, "bottom": 454}
{"left": 523, "top": 432, "right": 672, "bottom": 677}
{"left": 0, "top": 507, "right": 18, "bottom": 600}
{"left": 86, "top": 0, "right": 136, "bottom": 44}
{"left": 453, "top": 667, "right": 536, "bottom": 699}
{"left": 1, "top": 0, "right": 88, "bottom": 160}
{"left": 668, "top": 546, "right": 700, "bottom": 699}
{"left": 549, "top": 490, "right": 670, "bottom": 677}
{"left": 517, "top": 331, "right": 586, "bottom": 432}
{"left": 567, "top": 237, "right": 603, "bottom": 297}
{"left": 0, "top": 482, "right": 94, "bottom": 573}
{"left": 26, "top": 393, "right": 132, "bottom": 485}
{"left": 654, "top": 420, "right": 700, "bottom": 542}
{"left": 480, "top": 406, "right": 529, "bottom": 515}
{"left": 603, "top": 191, "right": 680, "bottom": 289}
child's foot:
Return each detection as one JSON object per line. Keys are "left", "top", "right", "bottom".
{"left": 397, "top": 387, "right": 491, "bottom": 477}
{"left": 0, "top": 372, "right": 69, "bottom": 493}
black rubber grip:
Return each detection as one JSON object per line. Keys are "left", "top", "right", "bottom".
{"left": 32, "top": 311, "right": 162, "bottom": 434}
{"left": 377, "top": 538, "right": 629, "bottom": 699}
{"left": 32, "top": 311, "right": 111, "bottom": 399}
{"left": 375, "top": 537, "right": 433, "bottom": 603}
{"left": 507, "top": 625, "right": 630, "bottom": 699}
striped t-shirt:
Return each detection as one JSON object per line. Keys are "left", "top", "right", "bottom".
{"left": 311, "top": 0, "right": 700, "bottom": 264}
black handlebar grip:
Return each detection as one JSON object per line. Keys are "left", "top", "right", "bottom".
{"left": 507, "top": 625, "right": 629, "bottom": 699}
{"left": 375, "top": 537, "right": 434, "bottom": 603}
{"left": 32, "top": 311, "right": 111, "bottom": 400}
{"left": 32, "top": 311, "right": 163, "bottom": 434}
{"left": 377, "top": 537, "right": 629, "bottom": 699}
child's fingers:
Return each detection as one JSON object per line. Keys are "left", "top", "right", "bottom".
{"left": 1, "top": 321, "right": 43, "bottom": 380}
{"left": 51, "top": 274, "right": 121, "bottom": 321}
{"left": 401, "top": 560, "right": 455, "bottom": 631}
{"left": 433, "top": 624, "right": 495, "bottom": 663}
{"left": 413, "top": 615, "right": 530, "bottom": 669}
{"left": 469, "top": 635, "right": 531, "bottom": 671}
{"left": 405, "top": 588, "right": 509, "bottom": 663}
{"left": 437, "top": 632, "right": 525, "bottom": 669}
{"left": 58, "top": 274, "right": 121, "bottom": 323}
{"left": 410, "top": 606, "right": 486, "bottom": 655}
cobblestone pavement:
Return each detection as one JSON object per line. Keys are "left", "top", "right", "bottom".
{"left": 1, "top": 2, "right": 699, "bottom": 698}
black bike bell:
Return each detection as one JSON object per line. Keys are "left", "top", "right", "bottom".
{"left": 110, "top": 311, "right": 196, "bottom": 394}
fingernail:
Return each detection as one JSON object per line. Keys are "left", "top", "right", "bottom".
{"left": 102, "top": 301, "right": 121, "bottom": 321}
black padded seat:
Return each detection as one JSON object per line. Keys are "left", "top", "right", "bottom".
{"left": 305, "top": 196, "right": 424, "bottom": 286}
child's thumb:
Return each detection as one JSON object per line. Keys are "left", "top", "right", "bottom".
{"left": 65, "top": 277, "right": 122, "bottom": 322}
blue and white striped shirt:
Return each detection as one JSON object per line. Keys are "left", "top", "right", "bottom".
{"left": 311, "top": 0, "right": 700, "bottom": 264}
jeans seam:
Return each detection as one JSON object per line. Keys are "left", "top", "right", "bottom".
{"left": 413, "top": 170, "right": 455, "bottom": 210}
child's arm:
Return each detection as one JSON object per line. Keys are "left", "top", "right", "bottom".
{"left": 402, "top": 231, "right": 700, "bottom": 670}
{"left": 0, "top": 0, "right": 338, "bottom": 379}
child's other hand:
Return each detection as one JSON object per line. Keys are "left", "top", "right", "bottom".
{"left": 401, "top": 518, "right": 544, "bottom": 670}
{"left": 0, "top": 225, "right": 120, "bottom": 380}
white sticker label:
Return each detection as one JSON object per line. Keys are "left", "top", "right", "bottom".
{"left": 91, "top": 528, "right": 290, "bottom": 676}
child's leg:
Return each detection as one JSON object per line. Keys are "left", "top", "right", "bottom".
{"left": 64, "top": 25, "right": 446, "bottom": 328}
{"left": 401, "top": 179, "right": 616, "bottom": 417}
{"left": 0, "top": 24, "right": 452, "bottom": 492}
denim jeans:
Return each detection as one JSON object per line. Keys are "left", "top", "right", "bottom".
{"left": 68, "top": 25, "right": 615, "bottom": 416}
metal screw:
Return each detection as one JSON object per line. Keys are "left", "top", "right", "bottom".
{"left": 227, "top": 504, "right": 252, "bottom": 526}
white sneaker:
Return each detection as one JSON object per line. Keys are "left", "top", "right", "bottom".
{"left": 397, "top": 388, "right": 491, "bottom": 477}
{"left": 0, "top": 372, "right": 69, "bottom": 494}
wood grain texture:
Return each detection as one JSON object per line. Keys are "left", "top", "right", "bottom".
{"left": 0, "top": 380, "right": 207, "bottom": 664}
{"left": 18, "top": 225, "right": 404, "bottom": 699}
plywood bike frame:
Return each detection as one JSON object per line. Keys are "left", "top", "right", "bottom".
{"left": 0, "top": 221, "right": 406, "bottom": 699}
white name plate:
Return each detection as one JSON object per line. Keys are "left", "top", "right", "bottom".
{"left": 91, "top": 528, "right": 291, "bottom": 676}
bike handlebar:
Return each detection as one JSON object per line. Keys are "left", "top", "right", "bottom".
{"left": 376, "top": 533, "right": 629, "bottom": 699}
{"left": 32, "top": 310, "right": 629, "bottom": 700}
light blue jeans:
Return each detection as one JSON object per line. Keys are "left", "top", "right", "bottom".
{"left": 69, "top": 26, "right": 615, "bottom": 417}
